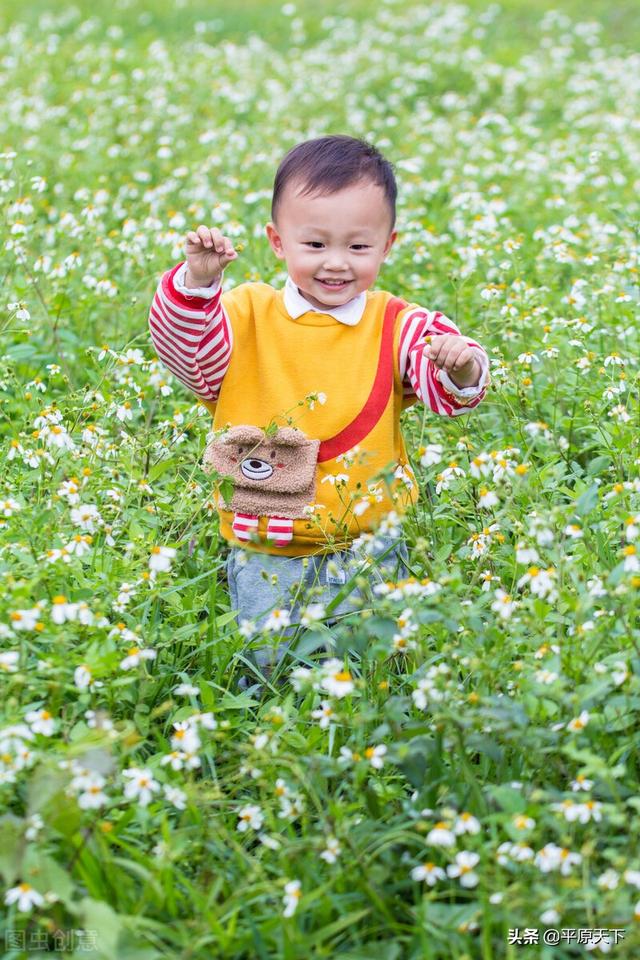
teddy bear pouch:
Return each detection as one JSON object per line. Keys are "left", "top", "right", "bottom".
{"left": 202, "top": 425, "right": 320, "bottom": 544}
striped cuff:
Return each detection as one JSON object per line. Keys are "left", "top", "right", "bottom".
{"left": 437, "top": 348, "right": 490, "bottom": 401}
{"left": 174, "top": 262, "right": 223, "bottom": 298}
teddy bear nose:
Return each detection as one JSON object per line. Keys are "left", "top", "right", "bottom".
{"left": 240, "top": 457, "right": 274, "bottom": 481}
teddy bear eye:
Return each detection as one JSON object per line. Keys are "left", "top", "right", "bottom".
{"left": 269, "top": 449, "right": 276, "bottom": 458}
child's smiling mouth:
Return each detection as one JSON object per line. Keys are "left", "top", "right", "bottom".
{"left": 315, "top": 277, "right": 352, "bottom": 289}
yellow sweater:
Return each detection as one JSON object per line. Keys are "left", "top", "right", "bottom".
{"left": 199, "top": 282, "right": 419, "bottom": 556}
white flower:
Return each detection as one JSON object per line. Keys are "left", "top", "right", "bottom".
{"left": 453, "top": 812, "right": 481, "bottom": 835}
{"left": 622, "top": 545, "right": 639, "bottom": 571}
{"left": 597, "top": 869, "right": 619, "bottom": 891}
{"left": 25, "top": 814, "right": 44, "bottom": 840}
{"left": 319, "top": 836, "right": 342, "bottom": 864}
{"left": 320, "top": 473, "right": 349, "bottom": 486}
{"left": 64, "top": 534, "right": 93, "bottom": 557}
{"left": 609, "top": 404, "right": 631, "bottom": 423}
{"left": 411, "top": 861, "right": 446, "bottom": 884}
{"left": 426, "top": 822, "right": 456, "bottom": 847}
{"left": 469, "top": 452, "right": 492, "bottom": 478}
{"left": 447, "top": 851, "right": 480, "bottom": 887}
{"left": 534, "top": 843, "right": 581, "bottom": 875}
{"left": 120, "top": 646, "right": 157, "bottom": 670}
{"left": 300, "top": 603, "right": 326, "bottom": 625}
{"left": 417, "top": 443, "right": 443, "bottom": 467}
{"left": 174, "top": 683, "right": 199, "bottom": 696}
{"left": 611, "top": 661, "right": 628, "bottom": 686}
{"left": 338, "top": 746, "right": 359, "bottom": 767}
{"left": 435, "top": 462, "right": 465, "bottom": 493}
{"left": 478, "top": 487, "right": 499, "bottom": 508}
{"left": 570, "top": 774, "right": 594, "bottom": 792}
{"left": 491, "top": 589, "right": 517, "bottom": 619}
{"left": 149, "top": 545, "right": 177, "bottom": 572}
{"left": 553, "top": 799, "right": 602, "bottom": 823}
{"left": 77, "top": 773, "right": 108, "bottom": 809}
{"left": 515, "top": 544, "right": 540, "bottom": 565}
{"left": 263, "top": 608, "right": 291, "bottom": 632}
{"left": 237, "top": 804, "right": 263, "bottom": 832}
{"left": 283, "top": 879, "right": 301, "bottom": 917}
{"left": 258, "top": 833, "right": 281, "bottom": 850}
{"left": 311, "top": 701, "right": 335, "bottom": 729}
{"left": 364, "top": 744, "right": 387, "bottom": 769}
{"left": 0, "top": 651, "right": 19, "bottom": 673}
{"left": 9, "top": 607, "right": 42, "bottom": 631}
{"left": 73, "top": 665, "right": 101, "bottom": 689}
{"left": 4, "top": 882, "right": 45, "bottom": 912}
{"left": 624, "top": 515, "right": 640, "bottom": 541}
{"left": 122, "top": 767, "right": 160, "bottom": 806}
{"left": 70, "top": 504, "right": 102, "bottom": 532}
{"left": 564, "top": 523, "right": 583, "bottom": 539}
{"left": 25, "top": 708, "right": 56, "bottom": 736}
{"left": 624, "top": 869, "right": 640, "bottom": 889}
{"left": 170, "top": 721, "right": 201, "bottom": 754}
{"left": 567, "top": 710, "right": 590, "bottom": 733}
{"left": 321, "top": 661, "right": 355, "bottom": 698}
{"left": 0, "top": 497, "right": 21, "bottom": 516}
{"left": 512, "top": 815, "right": 535, "bottom": 830}
{"left": 517, "top": 565, "right": 556, "bottom": 599}
{"left": 116, "top": 402, "right": 134, "bottom": 422}
{"left": 353, "top": 484, "right": 384, "bottom": 515}
{"left": 535, "top": 669, "right": 558, "bottom": 685}
{"left": 164, "top": 784, "right": 187, "bottom": 809}
{"left": 540, "top": 908, "right": 561, "bottom": 925}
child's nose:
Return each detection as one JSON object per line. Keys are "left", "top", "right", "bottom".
{"left": 323, "top": 250, "right": 348, "bottom": 270}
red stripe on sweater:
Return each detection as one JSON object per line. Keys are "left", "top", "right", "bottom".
{"left": 318, "top": 295, "right": 407, "bottom": 462}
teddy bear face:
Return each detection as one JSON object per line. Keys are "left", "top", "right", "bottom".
{"left": 205, "top": 425, "right": 318, "bottom": 494}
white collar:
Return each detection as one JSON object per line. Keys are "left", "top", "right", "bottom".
{"left": 283, "top": 275, "right": 367, "bottom": 326}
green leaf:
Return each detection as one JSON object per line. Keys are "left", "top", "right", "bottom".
{"left": 218, "top": 476, "right": 235, "bottom": 506}
{"left": 27, "top": 762, "right": 69, "bottom": 815}
{"left": 148, "top": 457, "right": 176, "bottom": 482}
{"left": 22, "top": 849, "right": 75, "bottom": 904}
{"left": 575, "top": 482, "right": 599, "bottom": 516}
{"left": 586, "top": 455, "right": 611, "bottom": 477}
{"left": 72, "top": 897, "right": 126, "bottom": 960}
{"left": 0, "top": 815, "right": 24, "bottom": 884}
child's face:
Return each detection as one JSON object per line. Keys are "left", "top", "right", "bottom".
{"left": 265, "top": 179, "right": 397, "bottom": 310}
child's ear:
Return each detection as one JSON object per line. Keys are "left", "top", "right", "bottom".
{"left": 265, "top": 222, "right": 285, "bottom": 259}
{"left": 383, "top": 230, "right": 397, "bottom": 259}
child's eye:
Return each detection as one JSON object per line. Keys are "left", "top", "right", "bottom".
{"left": 351, "top": 244, "right": 370, "bottom": 251}
{"left": 304, "top": 242, "right": 324, "bottom": 248}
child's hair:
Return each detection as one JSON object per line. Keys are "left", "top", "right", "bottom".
{"left": 271, "top": 135, "right": 397, "bottom": 226}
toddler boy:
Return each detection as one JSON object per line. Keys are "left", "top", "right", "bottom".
{"left": 148, "top": 135, "right": 489, "bottom": 672}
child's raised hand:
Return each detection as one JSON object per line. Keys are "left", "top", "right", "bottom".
{"left": 425, "top": 334, "right": 480, "bottom": 386}
{"left": 185, "top": 225, "right": 239, "bottom": 287}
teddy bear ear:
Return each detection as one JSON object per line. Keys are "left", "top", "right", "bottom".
{"left": 224, "top": 425, "right": 265, "bottom": 444}
{"left": 274, "top": 427, "right": 309, "bottom": 447}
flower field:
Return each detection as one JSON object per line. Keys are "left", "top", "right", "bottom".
{"left": 1, "top": 0, "right": 640, "bottom": 957}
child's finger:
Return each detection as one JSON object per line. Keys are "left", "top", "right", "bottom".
{"left": 426, "top": 334, "right": 447, "bottom": 364}
{"left": 196, "top": 224, "right": 213, "bottom": 247}
{"left": 451, "top": 347, "right": 475, "bottom": 370}
{"left": 210, "top": 227, "right": 226, "bottom": 253}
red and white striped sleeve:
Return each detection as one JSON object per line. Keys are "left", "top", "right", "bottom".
{"left": 148, "top": 262, "right": 232, "bottom": 402}
{"left": 398, "top": 307, "right": 489, "bottom": 416}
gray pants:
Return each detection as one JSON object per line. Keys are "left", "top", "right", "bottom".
{"left": 226, "top": 536, "right": 409, "bottom": 674}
